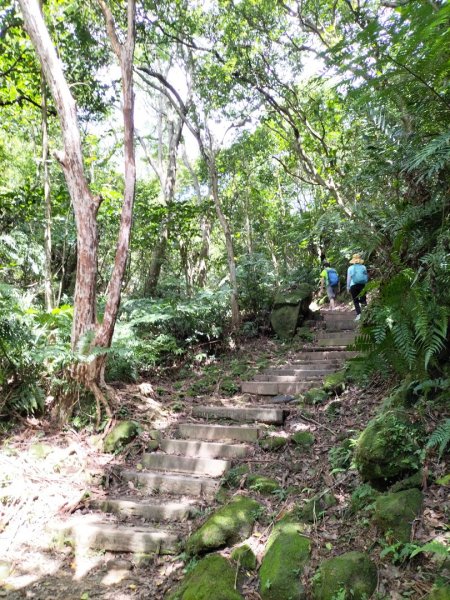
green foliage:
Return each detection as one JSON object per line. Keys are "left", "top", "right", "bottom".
{"left": 380, "top": 539, "right": 448, "bottom": 565}
{"left": 328, "top": 438, "right": 355, "bottom": 474}
{"left": 426, "top": 419, "right": 450, "bottom": 459}
{"left": 354, "top": 271, "right": 448, "bottom": 377}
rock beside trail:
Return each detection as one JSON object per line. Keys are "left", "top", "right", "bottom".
{"left": 103, "top": 420, "right": 140, "bottom": 453}
{"left": 301, "top": 388, "right": 329, "bottom": 405}
{"left": 259, "top": 521, "right": 310, "bottom": 600}
{"left": 291, "top": 431, "right": 315, "bottom": 448}
{"left": 270, "top": 284, "right": 313, "bottom": 339}
{"left": 231, "top": 544, "right": 257, "bottom": 570}
{"left": 323, "top": 371, "right": 346, "bottom": 394}
{"left": 259, "top": 436, "right": 288, "bottom": 451}
{"left": 312, "top": 551, "right": 377, "bottom": 600}
{"left": 166, "top": 554, "right": 243, "bottom": 600}
{"left": 373, "top": 488, "right": 423, "bottom": 542}
{"left": 247, "top": 474, "right": 280, "bottom": 495}
{"left": 354, "top": 409, "right": 423, "bottom": 488}
{"left": 186, "top": 495, "right": 261, "bottom": 555}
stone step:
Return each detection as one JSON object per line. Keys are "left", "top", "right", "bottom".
{"left": 94, "top": 497, "right": 195, "bottom": 521}
{"left": 325, "top": 322, "right": 356, "bottom": 332}
{"left": 321, "top": 311, "right": 355, "bottom": 319}
{"left": 57, "top": 516, "right": 179, "bottom": 554}
{"left": 317, "top": 338, "right": 355, "bottom": 347}
{"left": 266, "top": 368, "right": 336, "bottom": 376}
{"left": 177, "top": 423, "right": 261, "bottom": 442}
{"left": 253, "top": 374, "right": 324, "bottom": 383}
{"left": 277, "top": 360, "right": 344, "bottom": 368}
{"left": 290, "top": 351, "right": 356, "bottom": 360}
{"left": 241, "top": 381, "right": 314, "bottom": 395}
{"left": 191, "top": 405, "right": 286, "bottom": 425}
{"left": 316, "top": 331, "right": 356, "bottom": 340}
{"left": 121, "top": 469, "right": 219, "bottom": 497}
{"left": 141, "top": 453, "right": 230, "bottom": 477}
{"left": 160, "top": 438, "right": 250, "bottom": 459}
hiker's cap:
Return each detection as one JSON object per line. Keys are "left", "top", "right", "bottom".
{"left": 349, "top": 254, "right": 364, "bottom": 264}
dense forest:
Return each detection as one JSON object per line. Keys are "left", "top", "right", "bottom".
{"left": 0, "top": 0, "right": 449, "bottom": 598}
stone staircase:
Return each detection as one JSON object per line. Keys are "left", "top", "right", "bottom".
{"left": 56, "top": 310, "right": 356, "bottom": 561}
{"left": 241, "top": 310, "right": 356, "bottom": 396}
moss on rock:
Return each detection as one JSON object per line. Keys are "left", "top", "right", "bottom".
{"left": 166, "top": 554, "right": 243, "bottom": 600}
{"left": 247, "top": 474, "right": 280, "bottom": 495}
{"left": 186, "top": 495, "right": 262, "bottom": 556}
{"left": 259, "top": 436, "right": 288, "bottom": 451}
{"left": 259, "top": 521, "right": 310, "bottom": 600}
{"left": 291, "top": 431, "right": 315, "bottom": 448}
{"left": 354, "top": 410, "right": 423, "bottom": 488}
{"left": 222, "top": 465, "right": 250, "bottom": 489}
{"left": 231, "top": 544, "right": 257, "bottom": 570}
{"left": 373, "top": 488, "right": 423, "bottom": 542}
{"left": 323, "top": 371, "right": 346, "bottom": 394}
{"left": 270, "top": 285, "right": 313, "bottom": 339}
{"left": 389, "top": 470, "right": 423, "bottom": 493}
{"left": 301, "top": 388, "right": 328, "bottom": 405}
{"left": 103, "top": 421, "right": 140, "bottom": 453}
{"left": 312, "top": 551, "right": 377, "bottom": 600}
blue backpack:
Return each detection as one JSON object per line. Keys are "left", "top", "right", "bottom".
{"left": 327, "top": 268, "right": 339, "bottom": 286}
{"left": 352, "top": 264, "right": 368, "bottom": 285}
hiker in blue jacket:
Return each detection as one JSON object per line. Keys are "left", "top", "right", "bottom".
{"left": 347, "top": 254, "right": 368, "bottom": 320}
{"left": 320, "top": 261, "right": 340, "bottom": 310}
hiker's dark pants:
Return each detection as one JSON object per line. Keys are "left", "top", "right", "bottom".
{"left": 350, "top": 284, "right": 367, "bottom": 315}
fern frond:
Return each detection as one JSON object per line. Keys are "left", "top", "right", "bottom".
{"left": 426, "top": 419, "right": 450, "bottom": 458}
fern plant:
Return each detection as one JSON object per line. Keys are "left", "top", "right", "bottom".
{"left": 426, "top": 419, "right": 450, "bottom": 459}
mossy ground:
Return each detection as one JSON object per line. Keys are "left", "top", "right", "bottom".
{"left": 312, "top": 551, "right": 377, "bottom": 600}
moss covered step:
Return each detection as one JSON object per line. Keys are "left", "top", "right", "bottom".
{"left": 177, "top": 423, "right": 261, "bottom": 442}
{"left": 160, "top": 439, "right": 250, "bottom": 459}
{"left": 94, "top": 497, "right": 195, "bottom": 521}
{"left": 56, "top": 515, "right": 180, "bottom": 554}
{"left": 141, "top": 453, "right": 230, "bottom": 477}
{"left": 242, "top": 381, "right": 314, "bottom": 395}
{"left": 121, "top": 469, "right": 219, "bottom": 497}
{"left": 191, "top": 406, "right": 287, "bottom": 424}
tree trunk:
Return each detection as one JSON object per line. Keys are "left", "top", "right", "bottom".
{"left": 19, "top": 0, "right": 137, "bottom": 421}
{"left": 208, "top": 156, "right": 240, "bottom": 329}
{"left": 41, "top": 70, "right": 53, "bottom": 311}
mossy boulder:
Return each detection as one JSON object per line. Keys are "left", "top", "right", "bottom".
{"left": 270, "top": 284, "right": 313, "bottom": 339}
{"left": 231, "top": 544, "right": 257, "bottom": 570}
{"left": 260, "top": 521, "right": 311, "bottom": 600}
{"left": 312, "top": 551, "right": 377, "bottom": 600}
{"left": 373, "top": 488, "right": 423, "bottom": 542}
{"left": 186, "top": 495, "right": 262, "bottom": 555}
{"left": 389, "top": 470, "right": 423, "bottom": 493}
{"left": 291, "top": 431, "right": 315, "bottom": 448}
{"left": 354, "top": 410, "right": 423, "bottom": 488}
{"left": 323, "top": 371, "right": 346, "bottom": 394}
{"left": 301, "top": 388, "right": 328, "bottom": 405}
{"left": 247, "top": 474, "right": 280, "bottom": 495}
{"left": 259, "top": 436, "right": 288, "bottom": 451}
{"left": 103, "top": 420, "right": 140, "bottom": 453}
{"left": 426, "top": 585, "right": 450, "bottom": 600}
{"left": 166, "top": 554, "right": 243, "bottom": 600}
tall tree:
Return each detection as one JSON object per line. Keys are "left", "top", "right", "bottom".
{"left": 18, "top": 0, "right": 136, "bottom": 419}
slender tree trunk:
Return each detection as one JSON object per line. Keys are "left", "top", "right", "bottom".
{"left": 41, "top": 71, "right": 53, "bottom": 311}
{"left": 19, "top": 0, "right": 137, "bottom": 420}
{"left": 208, "top": 156, "right": 240, "bottom": 328}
